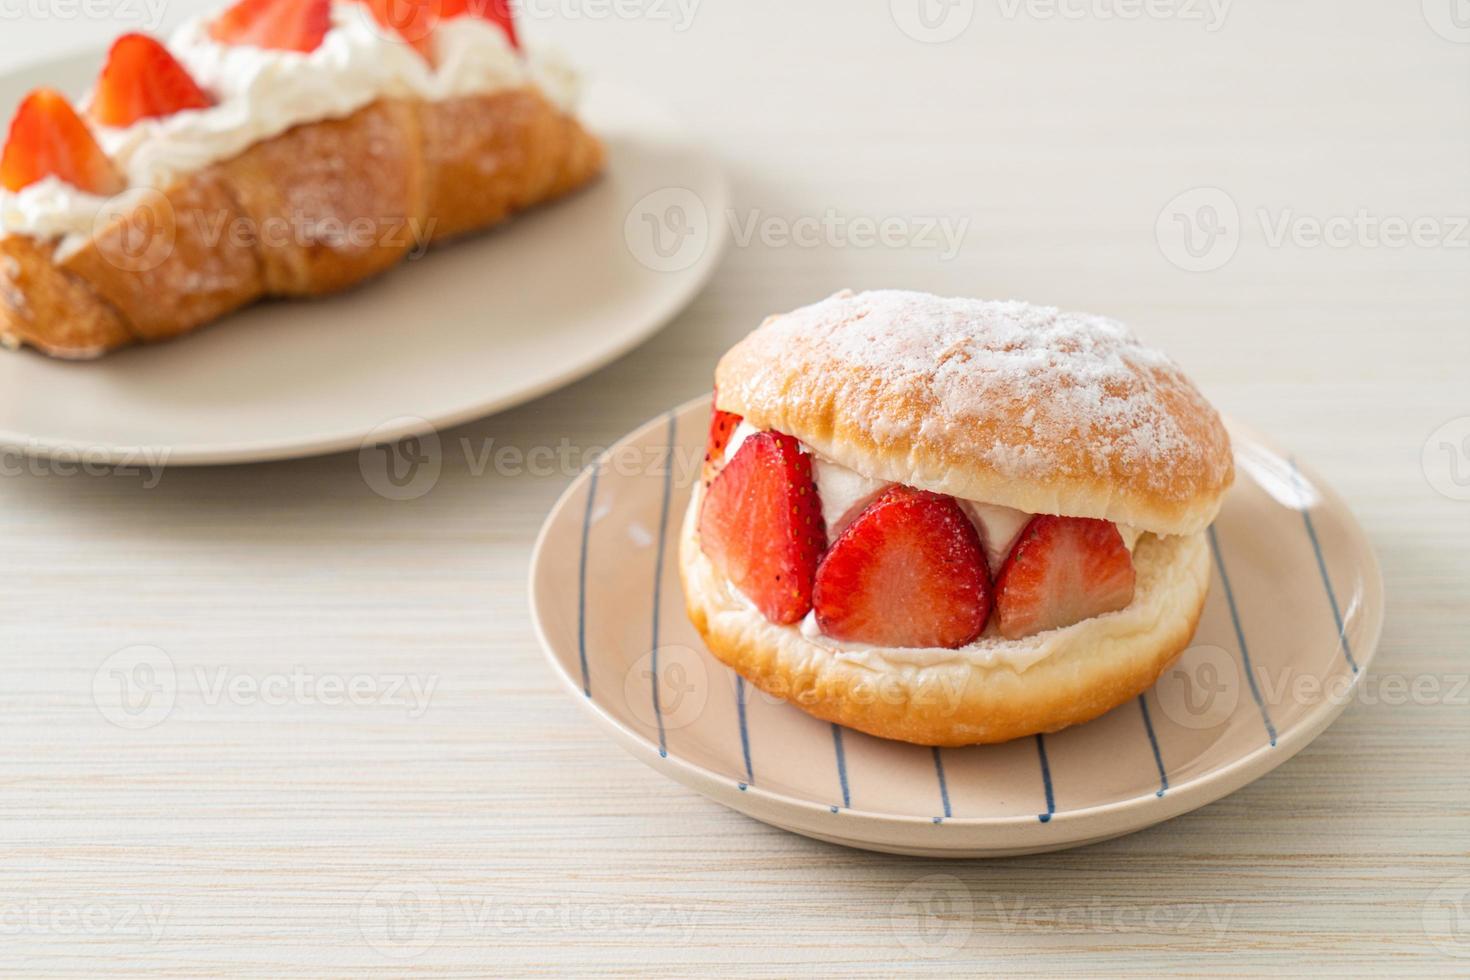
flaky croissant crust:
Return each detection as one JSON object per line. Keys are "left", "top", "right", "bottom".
{"left": 0, "top": 87, "right": 604, "bottom": 359}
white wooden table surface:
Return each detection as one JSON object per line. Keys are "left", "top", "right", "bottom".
{"left": 2, "top": 0, "right": 1468, "bottom": 974}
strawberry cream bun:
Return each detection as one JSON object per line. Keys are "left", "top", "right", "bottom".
{"left": 679, "top": 290, "right": 1234, "bottom": 747}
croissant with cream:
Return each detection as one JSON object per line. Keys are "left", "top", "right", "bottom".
{"left": 0, "top": 0, "right": 604, "bottom": 359}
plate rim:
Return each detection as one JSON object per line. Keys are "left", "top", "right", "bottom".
{"left": 0, "top": 55, "right": 729, "bottom": 467}
{"left": 530, "top": 395, "right": 1385, "bottom": 853}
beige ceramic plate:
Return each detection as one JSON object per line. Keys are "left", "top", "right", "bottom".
{"left": 0, "top": 54, "right": 727, "bottom": 465}
{"left": 529, "top": 395, "right": 1384, "bottom": 857}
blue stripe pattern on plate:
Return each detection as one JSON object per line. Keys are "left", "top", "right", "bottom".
{"left": 736, "top": 676, "right": 753, "bottom": 790}
{"left": 1207, "top": 524, "right": 1278, "bottom": 747}
{"left": 830, "top": 724, "right": 851, "bottom": 812}
{"left": 1035, "top": 734, "right": 1056, "bottom": 822}
{"left": 1290, "top": 458, "right": 1359, "bottom": 674}
{"left": 648, "top": 412, "right": 678, "bottom": 759}
{"left": 576, "top": 457, "right": 601, "bottom": 698}
{"left": 1139, "top": 694, "right": 1169, "bottom": 797}
{"left": 932, "top": 747, "right": 952, "bottom": 823}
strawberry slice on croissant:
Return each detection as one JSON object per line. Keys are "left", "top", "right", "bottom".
{"left": 440, "top": 0, "right": 518, "bottom": 48}
{"left": 89, "top": 34, "right": 214, "bottom": 127}
{"left": 356, "top": 0, "right": 438, "bottom": 57}
{"left": 1, "top": 89, "right": 122, "bottom": 195}
{"left": 210, "top": 0, "right": 333, "bottom": 53}
{"left": 351, "top": 0, "right": 520, "bottom": 61}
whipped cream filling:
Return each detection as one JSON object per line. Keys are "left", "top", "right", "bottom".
{"left": 723, "top": 420, "right": 1143, "bottom": 578}
{"left": 0, "top": 2, "right": 578, "bottom": 244}
{"left": 688, "top": 485, "right": 1183, "bottom": 676}
{"left": 0, "top": 177, "right": 109, "bottom": 242}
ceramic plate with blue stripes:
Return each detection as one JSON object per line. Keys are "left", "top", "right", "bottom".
{"left": 530, "top": 396, "right": 1384, "bottom": 857}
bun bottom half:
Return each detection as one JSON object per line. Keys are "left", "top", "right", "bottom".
{"left": 678, "top": 489, "right": 1210, "bottom": 747}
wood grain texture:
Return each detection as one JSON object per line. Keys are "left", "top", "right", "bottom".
{"left": 1, "top": 0, "right": 1467, "bottom": 973}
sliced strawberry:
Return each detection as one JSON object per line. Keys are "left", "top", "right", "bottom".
{"left": 813, "top": 486, "right": 992, "bottom": 649}
{"left": 440, "top": 0, "right": 519, "bottom": 48}
{"left": 699, "top": 431, "right": 826, "bottom": 625}
{"left": 209, "top": 0, "right": 332, "bottom": 53}
{"left": 703, "top": 397, "right": 742, "bottom": 484}
{"left": 0, "top": 89, "right": 121, "bottom": 195}
{"left": 88, "top": 34, "right": 212, "bottom": 128}
{"left": 994, "top": 515, "right": 1136, "bottom": 640}
{"left": 356, "top": 0, "right": 436, "bottom": 58}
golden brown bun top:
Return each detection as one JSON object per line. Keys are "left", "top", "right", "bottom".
{"left": 714, "top": 290, "right": 1234, "bottom": 535}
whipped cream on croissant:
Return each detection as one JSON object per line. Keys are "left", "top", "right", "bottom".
{"left": 0, "top": 2, "right": 577, "bottom": 244}
{"left": 0, "top": 176, "right": 105, "bottom": 242}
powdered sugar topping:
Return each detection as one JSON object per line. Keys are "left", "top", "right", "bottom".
{"left": 767, "top": 289, "right": 1201, "bottom": 483}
